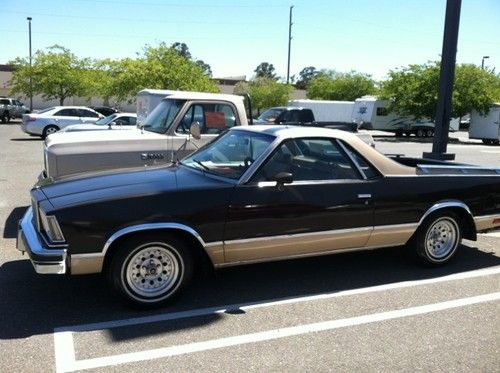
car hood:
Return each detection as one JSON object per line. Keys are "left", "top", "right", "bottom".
{"left": 60, "top": 124, "right": 137, "bottom": 132}
{"left": 39, "top": 165, "right": 231, "bottom": 209}
{"left": 46, "top": 127, "right": 166, "bottom": 145}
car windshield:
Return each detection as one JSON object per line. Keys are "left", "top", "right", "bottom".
{"left": 182, "top": 130, "right": 275, "bottom": 180}
{"left": 142, "top": 99, "right": 185, "bottom": 134}
{"left": 257, "top": 108, "right": 285, "bottom": 122}
{"left": 94, "top": 114, "right": 118, "bottom": 125}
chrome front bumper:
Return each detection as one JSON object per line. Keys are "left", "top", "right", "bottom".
{"left": 17, "top": 207, "right": 67, "bottom": 274}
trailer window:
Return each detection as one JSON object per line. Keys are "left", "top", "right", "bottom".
{"left": 376, "top": 107, "right": 388, "bottom": 116}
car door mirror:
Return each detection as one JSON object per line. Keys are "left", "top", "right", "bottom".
{"left": 274, "top": 172, "right": 293, "bottom": 185}
{"left": 108, "top": 121, "right": 117, "bottom": 129}
{"left": 190, "top": 122, "right": 201, "bottom": 140}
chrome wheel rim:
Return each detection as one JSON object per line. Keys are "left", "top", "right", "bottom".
{"left": 46, "top": 127, "right": 58, "bottom": 135}
{"left": 125, "top": 243, "right": 181, "bottom": 299}
{"left": 424, "top": 217, "right": 458, "bottom": 260}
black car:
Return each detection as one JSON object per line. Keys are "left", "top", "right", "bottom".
{"left": 90, "top": 106, "right": 120, "bottom": 117}
{"left": 17, "top": 126, "right": 500, "bottom": 307}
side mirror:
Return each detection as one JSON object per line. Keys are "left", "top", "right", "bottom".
{"left": 108, "top": 121, "right": 116, "bottom": 129}
{"left": 190, "top": 122, "right": 201, "bottom": 140}
{"left": 274, "top": 172, "right": 293, "bottom": 185}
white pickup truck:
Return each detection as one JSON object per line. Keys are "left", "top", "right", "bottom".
{"left": 42, "top": 91, "right": 249, "bottom": 181}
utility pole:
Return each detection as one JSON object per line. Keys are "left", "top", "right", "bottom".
{"left": 286, "top": 5, "right": 294, "bottom": 85}
{"left": 27, "top": 16, "right": 33, "bottom": 111}
{"left": 423, "top": 0, "right": 461, "bottom": 161}
{"left": 481, "top": 56, "right": 489, "bottom": 70}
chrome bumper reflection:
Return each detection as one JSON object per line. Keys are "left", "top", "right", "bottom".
{"left": 17, "top": 207, "right": 67, "bottom": 275}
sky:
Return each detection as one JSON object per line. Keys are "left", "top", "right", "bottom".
{"left": 1, "top": 0, "right": 499, "bottom": 81}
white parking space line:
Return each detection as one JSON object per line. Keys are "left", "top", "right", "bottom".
{"left": 483, "top": 231, "right": 500, "bottom": 238}
{"left": 56, "top": 292, "right": 500, "bottom": 372}
{"left": 53, "top": 267, "right": 500, "bottom": 372}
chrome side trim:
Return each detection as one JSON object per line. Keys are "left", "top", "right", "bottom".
{"left": 102, "top": 223, "right": 207, "bottom": 257}
{"left": 474, "top": 214, "right": 500, "bottom": 232}
{"left": 419, "top": 201, "right": 473, "bottom": 225}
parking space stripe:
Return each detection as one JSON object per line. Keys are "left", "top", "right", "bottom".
{"left": 54, "top": 266, "right": 500, "bottom": 333}
{"left": 59, "top": 292, "right": 500, "bottom": 372}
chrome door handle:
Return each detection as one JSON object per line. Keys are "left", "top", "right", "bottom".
{"left": 358, "top": 194, "right": 372, "bottom": 199}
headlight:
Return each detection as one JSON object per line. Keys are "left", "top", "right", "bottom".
{"left": 39, "top": 209, "right": 65, "bottom": 243}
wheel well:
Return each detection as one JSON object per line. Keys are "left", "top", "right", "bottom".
{"left": 102, "top": 228, "right": 214, "bottom": 274}
{"left": 418, "top": 206, "right": 476, "bottom": 241}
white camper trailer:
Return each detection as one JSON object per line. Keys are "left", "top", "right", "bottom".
{"left": 287, "top": 99, "right": 355, "bottom": 123}
{"left": 468, "top": 104, "right": 500, "bottom": 145}
{"left": 352, "top": 96, "right": 459, "bottom": 137}
{"left": 136, "top": 89, "right": 179, "bottom": 124}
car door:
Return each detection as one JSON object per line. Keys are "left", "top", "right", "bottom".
{"left": 52, "top": 108, "right": 81, "bottom": 127}
{"left": 78, "top": 108, "right": 101, "bottom": 123}
{"left": 223, "top": 137, "right": 375, "bottom": 263}
{"left": 171, "top": 101, "right": 239, "bottom": 160}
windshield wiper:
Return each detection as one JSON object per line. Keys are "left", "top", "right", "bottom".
{"left": 193, "top": 158, "right": 210, "bottom": 171}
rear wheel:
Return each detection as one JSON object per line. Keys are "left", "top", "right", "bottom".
{"left": 42, "top": 125, "right": 59, "bottom": 139}
{"left": 108, "top": 233, "right": 194, "bottom": 307}
{"left": 426, "top": 129, "right": 434, "bottom": 137}
{"left": 411, "top": 211, "right": 461, "bottom": 266}
{"left": 416, "top": 129, "right": 425, "bottom": 137}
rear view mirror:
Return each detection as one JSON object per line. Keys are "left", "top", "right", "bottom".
{"left": 190, "top": 122, "right": 201, "bottom": 140}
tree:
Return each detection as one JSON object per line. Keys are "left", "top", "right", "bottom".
{"left": 106, "top": 43, "right": 218, "bottom": 103}
{"left": 10, "top": 45, "right": 90, "bottom": 105}
{"left": 254, "top": 62, "right": 278, "bottom": 80}
{"left": 380, "top": 61, "right": 499, "bottom": 120}
{"left": 307, "top": 70, "right": 376, "bottom": 101}
{"left": 295, "top": 66, "right": 318, "bottom": 89}
{"left": 171, "top": 42, "right": 212, "bottom": 77}
{"left": 237, "top": 77, "right": 293, "bottom": 116}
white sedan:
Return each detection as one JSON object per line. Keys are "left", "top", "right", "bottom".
{"left": 60, "top": 113, "right": 137, "bottom": 132}
{"left": 21, "top": 106, "right": 104, "bottom": 138}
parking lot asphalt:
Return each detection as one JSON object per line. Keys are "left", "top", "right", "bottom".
{"left": 0, "top": 123, "right": 499, "bottom": 372}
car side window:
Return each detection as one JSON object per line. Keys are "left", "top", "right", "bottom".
{"left": 176, "top": 103, "right": 237, "bottom": 135}
{"left": 78, "top": 109, "right": 99, "bottom": 118}
{"left": 55, "top": 109, "right": 78, "bottom": 117}
{"left": 252, "top": 138, "right": 362, "bottom": 182}
{"left": 339, "top": 141, "right": 380, "bottom": 179}
{"left": 128, "top": 117, "right": 137, "bottom": 126}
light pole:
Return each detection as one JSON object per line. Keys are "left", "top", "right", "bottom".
{"left": 27, "top": 16, "right": 33, "bottom": 111}
{"left": 286, "top": 5, "right": 294, "bottom": 85}
{"left": 481, "top": 56, "right": 489, "bottom": 70}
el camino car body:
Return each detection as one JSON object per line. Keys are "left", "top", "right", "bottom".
{"left": 18, "top": 126, "right": 500, "bottom": 307}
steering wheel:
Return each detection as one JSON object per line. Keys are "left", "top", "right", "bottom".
{"left": 244, "top": 157, "right": 254, "bottom": 168}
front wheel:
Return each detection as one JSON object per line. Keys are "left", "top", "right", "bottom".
{"left": 1, "top": 112, "right": 9, "bottom": 124}
{"left": 108, "top": 233, "right": 193, "bottom": 307}
{"left": 411, "top": 211, "right": 461, "bottom": 266}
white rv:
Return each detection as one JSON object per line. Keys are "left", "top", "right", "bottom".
{"left": 136, "top": 89, "right": 179, "bottom": 124}
{"left": 287, "top": 99, "right": 355, "bottom": 123}
{"left": 468, "top": 104, "right": 500, "bottom": 145}
{"left": 352, "top": 96, "right": 459, "bottom": 137}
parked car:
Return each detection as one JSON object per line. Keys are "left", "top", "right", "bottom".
{"left": 90, "top": 106, "right": 120, "bottom": 117}
{"left": 60, "top": 113, "right": 137, "bottom": 132}
{"left": 21, "top": 106, "right": 104, "bottom": 138}
{"left": 254, "top": 107, "right": 286, "bottom": 123}
{"left": 0, "top": 97, "right": 30, "bottom": 123}
{"left": 18, "top": 125, "right": 500, "bottom": 307}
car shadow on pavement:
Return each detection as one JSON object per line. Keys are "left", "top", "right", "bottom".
{"left": 0, "top": 242, "right": 499, "bottom": 341}
{"left": 3, "top": 206, "right": 28, "bottom": 238}
{"left": 10, "top": 138, "right": 43, "bottom": 141}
